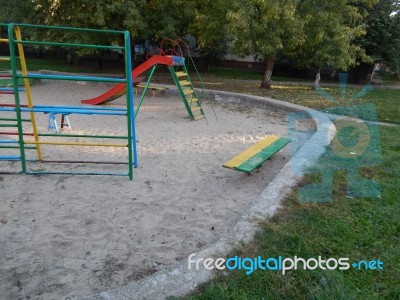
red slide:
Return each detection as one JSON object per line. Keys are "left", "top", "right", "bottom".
{"left": 81, "top": 55, "right": 177, "bottom": 105}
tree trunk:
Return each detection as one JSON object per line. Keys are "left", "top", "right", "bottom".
{"left": 97, "top": 55, "right": 104, "bottom": 70}
{"left": 313, "top": 67, "right": 321, "bottom": 89}
{"left": 260, "top": 58, "right": 275, "bottom": 89}
{"left": 132, "top": 42, "right": 137, "bottom": 67}
{"left": 67, "top": 50, "right": 74, "bottom": 65}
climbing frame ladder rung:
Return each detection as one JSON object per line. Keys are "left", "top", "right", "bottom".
{"left": 183, "top": 89, "right": 193, "bottom": 95}
{"left": 179, "top": 80, "right": 191, "bottom": 86}
{"left": 175, "top": 71, "right": 188, "bottom": 77}
{"left": 168, "top": 65, "right": 206, "bottom": 121}
{"left": 194, "top": 115, "right": 205, "bottom": 121}
{"left": 191, "top": 106, "right": 201, "bottom": 112}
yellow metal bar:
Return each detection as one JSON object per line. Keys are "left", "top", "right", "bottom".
{"left": 0, "top": 57, "right": 10, "bottom": 61}
{"left": 14, "top": 26, "right": 43, "bottom": 160}
{"left": 25, "top": 141, "right": 127, "bottom": 147}
{"left": 224, "top": 135, "right": 280, "bottom": 169}
{"left": 0, "top": 38, "right": 9, "bottom": 43}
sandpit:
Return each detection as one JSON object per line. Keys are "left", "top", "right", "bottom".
{"left": 0, "top": 80, "right": 299, "bottom": 299}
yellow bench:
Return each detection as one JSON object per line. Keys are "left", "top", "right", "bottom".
{"left": 223, "top": 135, "right": 291, "bottom": 174}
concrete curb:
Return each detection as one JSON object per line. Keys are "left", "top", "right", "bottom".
{"left": 79, "top": 89, "right": 336, "bottom": 300}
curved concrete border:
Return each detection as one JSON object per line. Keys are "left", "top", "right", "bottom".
{"left": 79, "top": 89, "right": 335, "bottom": 300}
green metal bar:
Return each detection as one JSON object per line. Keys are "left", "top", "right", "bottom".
{"left": 0, "top": 145, "right": 36, "bottom": 149}
{"left": 187, "top": 52, "right": 217, "bottom": 122}
{"left": 0, "top": 124, "right": 18, "bottom": 127}
{"left": 181, "top": 65, "right": 204, "bottom": 112}
{"left": 0, "top": 117, "right": 30, "bottom": 122}
{"left": 16, "top": 40, "right": 123, "bottom": 50}
{"left": 1, "top": 23, "right": 137, "bottom": 179}
{"left": 168, "top": 66, "right": 194, "bottom": 119}
{"left": 7, "top": 23, "right": 27, "bottom": 174}
{"left": 181, "top": 65, "right": 206, "bottom": 121}
{"left": 13, "top": 23, "right": 124, "bottom": 34}
{"left": 182, "top": 65, "right": 199, "bottom": 106}
{"left": 18, "top": 74, "right": 125, "bottom": 83}
{"left": 124, "top": 30, "right": 135, "bottom": 180}
{"left": 38, "top": 133, "right": 128, "bottom": 139}
{"left": 135, "top": 65, "right": 157, "bottom": 118}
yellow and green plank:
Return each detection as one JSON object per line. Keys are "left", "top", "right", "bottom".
{"left": 223, "top": 135, "right": 291, "bottom": 174}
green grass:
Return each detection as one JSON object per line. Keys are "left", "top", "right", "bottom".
{"left": 379, "top": 73, "right": 400, "bottom": 86}
{"left": 181, "top": 74, "right": 400, "bottom": 300}
{"left": 198, "top": 67, "right": 308, "bottom": 82}
{"left": 179, "top": 69, "right": 400, "bottom": 300}
{"left": 185, "top": 124, "right": 400, "bottom": 300}
{"left": 187, "top": 76, "right": 400, "bottom": 124}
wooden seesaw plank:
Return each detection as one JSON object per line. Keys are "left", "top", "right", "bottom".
{"left": 223, "top": 135, "right": 291, "bottom": 174}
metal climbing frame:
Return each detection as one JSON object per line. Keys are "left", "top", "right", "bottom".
{"left": 0, "top": 23, "right": 137, "bottom": 179}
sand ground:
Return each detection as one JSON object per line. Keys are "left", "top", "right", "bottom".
{"left": 0, "top": 80, "right": 305, "bottom": 299}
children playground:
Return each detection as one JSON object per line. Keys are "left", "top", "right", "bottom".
{"left": 0, "top": 24, "right": 300, "bottom": 298}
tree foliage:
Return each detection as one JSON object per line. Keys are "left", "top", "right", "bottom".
{"left": 357, "top": 0, "right": 400, "bottom": 75}
{"left": 192, "top": 0, "right": 377, "bottom": 88}
{"left": 285, "top": 0, "right": 377, "bottom": 86}
{"left": 0, "top": 0, "right": 194, "bottom": 49}
{"left": 1, "top": 0, "right": 398, "bottom": 79}
{"left": 189, "top": 0, "right": 231, "bottom": 67}
{"left": 289, "top": 0, "right": 374, "bottom": 70}
{"left": 227, "top": 0, "right": 302, "bottom": 62}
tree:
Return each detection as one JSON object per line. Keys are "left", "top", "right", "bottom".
{"left": 286, "top": 0, "right": 376, "bottom": 88}
{"left": 189, "top": 0, "right": 230, "bottom": 69}
{"left": 1, "top": 0, "right": 196, "bottom": 67}
{"left": 357, "top": 0, "right": 400, "bottom": 77}
{"left": 0, "top": 0, "right": 45, "bottom": 24}
{"left": 226, "top": 0, "right": 303, "bottom": 88}
{"left": 142, "top": 0, "right": 195, "bottom": 41}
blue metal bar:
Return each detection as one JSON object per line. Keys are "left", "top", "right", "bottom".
{"left": 0, "top": 107, "right": 127, "bottom": 116}
{"left": 0, "top": 140, "right": 18, "bottom": 143}
{"left": 18, "top": 74, "right": 126, "bottom": 83}
{"left": 0, "top": 108, "right": 18, "bottom": 112}
{"left": 35, "top": 105, "right": 127, "bottom": 111}
{"left": 0, "top": 87, "right": 24, "bottom": 91}
{"left": 23, "top": 159, "right": 128, "bottom": 164}
{"left": 1, "top": 23, "right": 137, "bottom": 180}
{"left": 22, "top": 108, "right": 127, "bottom": 115}
{"left": 0, "top": 156, "right": 21, "bottom": 160}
